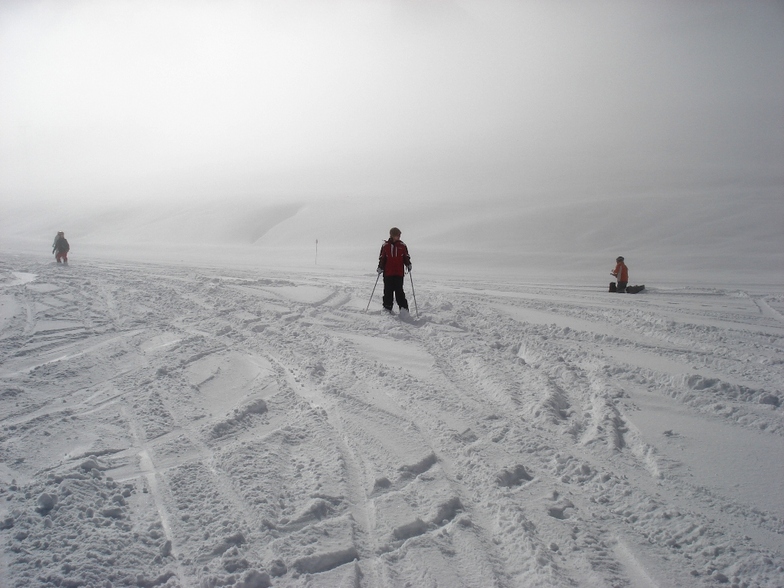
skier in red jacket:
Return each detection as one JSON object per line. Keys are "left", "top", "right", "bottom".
{"left": 611, "top": 256, "right": 628, "bottom": 293}
{"left": 377, "top": 227, "right": 411, "bottom": 312}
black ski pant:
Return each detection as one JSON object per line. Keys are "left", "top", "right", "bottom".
{"left": 383, "top": 275, "right": 408, "bottom": 310}
{"left": 616, "top": 281, "right": 627, "bottom": 293}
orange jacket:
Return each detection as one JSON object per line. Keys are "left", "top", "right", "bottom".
{"left": 611, "top": 261, "right": 628, "bottom": 282}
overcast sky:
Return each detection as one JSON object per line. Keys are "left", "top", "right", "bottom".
{"left": 1, "top": 0, "right": 782, "bottom": 209}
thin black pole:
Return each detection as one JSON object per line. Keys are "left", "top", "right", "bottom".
{"left": 365, "top": 273, "right": 381, "bottom": 312}
{"left": 408, "top": 271, "right": 419, "bottom": 318}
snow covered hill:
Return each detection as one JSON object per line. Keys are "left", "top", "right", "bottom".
{"left": 0, "top": 254, "right": 782, "bottom": 587}
{"left": 3, "top": 186, "right": 783, "bottom": 284}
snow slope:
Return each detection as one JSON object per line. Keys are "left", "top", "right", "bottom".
{"left": 3, "top": 188, "right": 783, "bottom": 284}
{"left": 0, "top": 255, "right": 782, "bottom": 587}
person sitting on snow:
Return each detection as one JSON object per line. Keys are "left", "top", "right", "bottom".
{"left": 611, "top": 256, "right": 628, "bottom": 293}
{"left": 52, "top": 231, "right": 70, "bottom": 264}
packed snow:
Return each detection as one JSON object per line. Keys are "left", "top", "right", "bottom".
{"left": 0, "top": 253, "right": 782, "bottom": 587}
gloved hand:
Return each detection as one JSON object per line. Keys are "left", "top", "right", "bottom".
{"left": 406, "top": 264, "right": 412, "bottom": 272}
{"left": 377, "top": 267, "right": 383, "bottom": 274}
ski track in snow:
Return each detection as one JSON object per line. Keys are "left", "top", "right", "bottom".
{"left": 0, "top": 257, "right": 782, "bottom": 587}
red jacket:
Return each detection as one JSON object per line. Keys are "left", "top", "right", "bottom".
{"left": 379, "top": 239, "right": 411, "bottom": 277}
{"left": 611, "top": 261, "right": 628, "bottom": 282}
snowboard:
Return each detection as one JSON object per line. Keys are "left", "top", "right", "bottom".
{"left": 609, "top": 283, "right": 645, "bottom": 294}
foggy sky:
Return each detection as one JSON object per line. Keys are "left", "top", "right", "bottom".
{"left": 1, "top": 0, "right": 783, "bottom": 209}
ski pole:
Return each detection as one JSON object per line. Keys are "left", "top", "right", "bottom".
{"left": 408, "top": 270, "right": 419, "bottom": 319}
{"left": 365, "top": 272, "right": 381, "bottom": 312}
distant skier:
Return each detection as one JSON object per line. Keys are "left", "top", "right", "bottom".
{"left": 377, "top": 227, "right": 412, "bottom": 313}
{"left": 52, "top": 231, "right": 70, "bottom": 264}
{"left": 611, "top": 256, "right": 628, "bottom": 293}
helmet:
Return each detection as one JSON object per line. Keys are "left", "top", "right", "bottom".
{"left": 616, "top": 256, "right": 624, "bottom": 262}
{"left": 389, "top": 227, "right": 401, "bottom": 237}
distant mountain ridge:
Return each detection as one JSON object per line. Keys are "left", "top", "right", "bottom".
{"left": 2, "top": 190, "right": 782, "bottom": 282}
